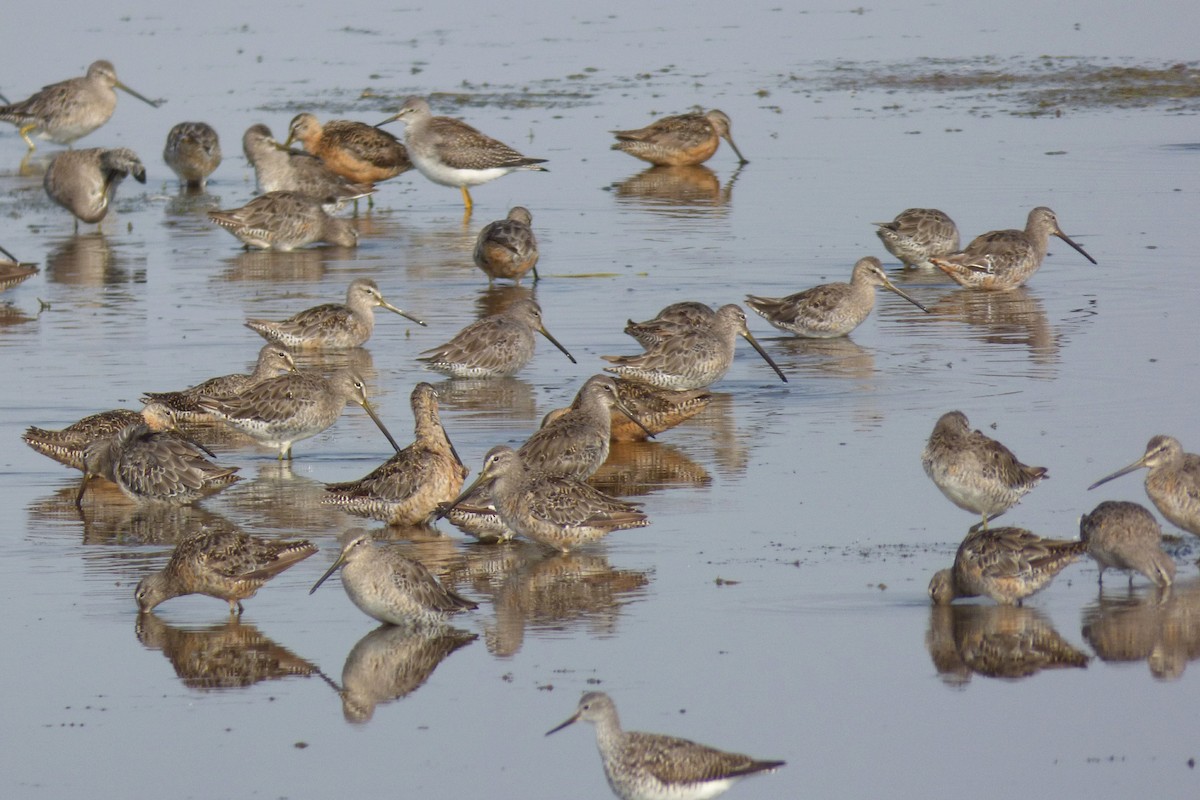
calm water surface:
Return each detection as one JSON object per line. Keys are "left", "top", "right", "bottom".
{"left": 2, "top": 2, "right": 1199, "bottom": 798}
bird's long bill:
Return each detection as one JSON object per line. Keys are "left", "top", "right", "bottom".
{"left": 308, "top": 551, "right": 348, "bottom": 595}
{"left": 613, "top": 398, "right": 655, "bottom": 440}
{"left": 741, "top": 331, "right": 788, "bottom": 383}
{"left": 74, "top": 473, "right": 92, "bottom": 509}
{"left": 358, "top": 399, "right": 402, "bottom": 453}
{"left": 544, "top": 711, "right": 580, "bottom": 736}
{"left": 374, "top": 112, "right": 402, "bottom": 128}
{"left": 1054, "top": 231, "right": 1098, "bottom": 265}
{"left": 116, "top": 80, "right": 162, "bottom": 108}
{"left": 380, "top": 300, "right": 427, "bottom": 327}
{"left": 438, "top": 471, "right": 491, "bottom": 520}
{"left": 1087, "top": 458, "right": 1145, "bottom": 491}
{"left": 0, "top": 244, "right": 22, "bottom": 263}
{"left": 881, "top": 278, "right": 930, "bottom": 313}
{"left": 443, "top": 426, "right": 465, "bottom": 470}
{"left": 538, "top": 326, "right": 577, "bottom": 364}
{"left": 724, "top": 134, "right": 750, "bottom": 165}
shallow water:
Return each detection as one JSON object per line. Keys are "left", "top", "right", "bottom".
{"left": 2, "top": 2, "right": 1200, "bottom": 798}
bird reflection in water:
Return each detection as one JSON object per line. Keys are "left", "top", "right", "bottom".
{"left": 1081, "top": 577, "right": 1200, "bottom": 681}
{"left": 135, "top": 612, "right": 325, "bottom": 690}
{"left": 44, "top": 232, "right": 137, "bottom": 288}
{"left": 610, "top": 165, "right": 740, "bottom": 216}
{"left": 587, "top": 441, "right": 711, "bottom": 499}
{"left": 29, "top": 484, "right": 241, "bottom": 545}
{"left": 925, "top": 604, "right": 1090, "bottom": 687}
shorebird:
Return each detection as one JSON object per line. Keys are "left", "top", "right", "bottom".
{"left": 474, "top": 206, "right": 539, "bottom": 284}
{"left": 921, "top": 411, "right": 1048, "bottom": 530}
{"left": 309, "top": 531, "right": 477, "bottom": 626}
{"left": 610, "top": 109, "right": 749, "bottom": 167}
{"left": 285, "top": 112, "right": 411, "bottom": 186}
{"left": 323, "top": 383, "right": 467, "bottom": 527}
{"left": 607, "top": 380, "right": 712, "bottom": 442}
{"left": 43, "top": 147, "right": 146, "bottom": 226}
{"left": 378, "top": 95, "right": 548, "bottom": 211}
{"left": 24, "top": 407, "right": 169, "bottom": 472}
{"left": 602, "top": 304, "right": 787, "bottom": 390}
{"left": 745, "top": 256, "right": 929, "bottom": 338}
{"left": 0, "top": 60, "right": 160, "bottom": 150}
{"left": 1088, "top": 435, "right": 1200, "bottom": 537}
{"left": 77, "top": 422, "right": 240, "bottom": 507}
{"left": 0, "top": 245, "right": 38, "bottom": 292}
{"left": 140, "top": 344, "right": 297, "bottom": 424}
{"left": 163, "top": 121, "right": 221, "bottom": 190}
{"left": 417, "top": 297, "right": 573, "bottom": 378}
{"left": 197, "top": 369, "right": 400, "bottom": 460}
{"left": 441, "top": 446, "right": 648, "bottom": 552}
{"left": 623, "top": 302, "right": 715, "bottom": 349}
{"left": 931, "top": 206, "right": 1096, "bottom": 291}
{"left": 245, "top": 278, "right": 425, "bottom": 350}
{"left": 928, "top": 527, "right": 1086, "bottom": 606}
{"left": 136, "top": 529, "right": 316, "bottom": 615}
{"left": 241, "top": 123, "right": 374, "bottom": 209}
{"left": 208, "top": 191, "right": 358, "bottom": 250}
{"left": 546, "top": 692, "right": 784, "bottom": 800}
{"left": 873, "top": 208, "right": 959, "bottom": 270}
{"left": 1080, "top": 500, "right": 1175, "bottom": 588}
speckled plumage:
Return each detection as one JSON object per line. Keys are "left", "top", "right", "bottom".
{"left": 379, "top": 96, "right": 547, "bottom": 210}
{"left": 873, "top": 208, "right": 959, "bottom": 270}
{"left": 309, "top": 532, "right": 477, "bottom": 626}
{"left": 136, "top": 529, "right": 316, "bottom": 614}
{"left": 929, "top": 527, "right": 1086, "bottom": 606}
{"left": 285, "top": 112, "right": 411, "bottom": 185}
{"left": 931, "top": 207, "right": 1096, "bottom": 291}
{"left": 623, "top": 302, "right": 716, "bottom": 349}
{"left": 163, "top": 122, "right": 221, "bottom": 189}
{"left": 608, "top": 380, "right": 712, "bottom": 442}
{"left": 921, "top": 410, "right": 1048, "bottom": 529}
{"left": 0, "top": 246, "right": 38, "bottom": 292}
{"left": 418, "top": 297, "right": 574, "bottom": 378}
{"left": 24, "top": 408, "right": 158, "bottom": 471}
{"left": 208, "top": 191, "right": 358, "bottom": 250}
{"left": 242, "top": 124, "right": 374, "bottom": 208}
{"left": 1080, "top": 500, "right": 1175, "bottom": 588}
{"left": 745, "top": 256, "right": 928, "bottom": 338}
{"left": 141, "top": 344, "right": 296, "bottom": 423}
{"left": 546, "top": 692, "right": 784, "bottom": 800}
{"left": 1089, "top": 435, "right": 1200, "bottom": 537}
{"left": 246, "top": 278, "right": 425, "bottom": 350}
{"left": 602, "top": 304, "right": 787, "bottom": 390}
{"left": 611, "top": 109, "right": 748, "bottom": 167}
{"left": 44, "top": 147, "right": 146, "bottom": 225}
{"left": 0, "top": 60, "right": 159, "bottom": 149}
{"left": 474, "top": 206, "right": 539, "bottom": 283}
{"left": 323, "top": 383, "right": 467, "bottom": 526}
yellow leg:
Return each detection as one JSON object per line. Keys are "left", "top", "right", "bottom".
{"left": 460, "top": 185, "right": 473, "bottom": 211}
{"left": 18, "top": 123, "right": 37, "bottom": 151}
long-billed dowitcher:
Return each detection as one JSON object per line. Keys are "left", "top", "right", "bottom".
{"left": 1088, "top": 435, "right": 1200, "bottom": 537}
{"left": 521, "top": 375, "right": 652, "bottom": 479}
{"left": 1080, "top": 500, "right": 1175, "bottom": 588}
{"left": 921, "top": 411, "right": 1048, "bottom": 530}
{"left": 439, "top": 481, "right": 516, "bottom": 544}
{"left": 611, "top": 109, "right": 749, "bottom": 167}
{"left": 197, "top": 369, "right": 400, "bottom": 460}
{"left": 246, "top": 278, "right": 425, "bottom": 350}
{"left": 745, "top": 256, "right": 929, "bottom": 338}
{"left": 602, "top": 304, "right": 787, "bottom": 390}
{"left": 309, "top": 531, "right": 477, "bottom": 626}
{"left": 546, "top": 692, "right": 784, "bottom": 800}
{"left": 208, "top": 191, "right": 358, "bottom": 250}
{"left": 608, "top": 380, "right": 712, "bottom": 442}
{"left": 77, "top": 421, "right": 240, "bottom": 507}
{"left": 417, "top": 297, "right": 574, "bottom": 378}
{"left": 623, "top": 302, "right": 716, "bottom": 349}
{"left": 0, "top": 60, "right": 160, "bottom": 150}
{"left": 24, "top": 408, "right": 155, "bottom": 471}
{"left": 873, "top": 208, "right": 960, "bottom": 270}
{"left": 474, "top": 206, "right": 539, "bottom": 283}
{"left": 163, "top": 121, "right": 221, "bottom": 190}
{"left": 0, "top": 244, "right": 38, "bottom": 291}
{"left": 324, "top": 383, "right": 467, "bottom": 527}
{"left": 43, "top": 147, "right": 146, "bottom": 226}
{"left": 442, "top": 446, "right": 648, "bottom": 552}
{"left": 136, "top": 529, "right": 316, "bottom": 615}
{"left": 378, "top": 96, "right": 548, "bottom": 211}
{"left": 285, "top": 112, "right": 411, "bottom": 186}
{"left": 140, "top": 344, "right": 297, "bottom": 424}
{"left": 931, "top": 207, "right": 1097, "bottom": 291}
{"left": 241, "top": 123, "right": 374, "bottom": 209}
{"left": 928, "top": 527, "right": 1086, "bottom": 606}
